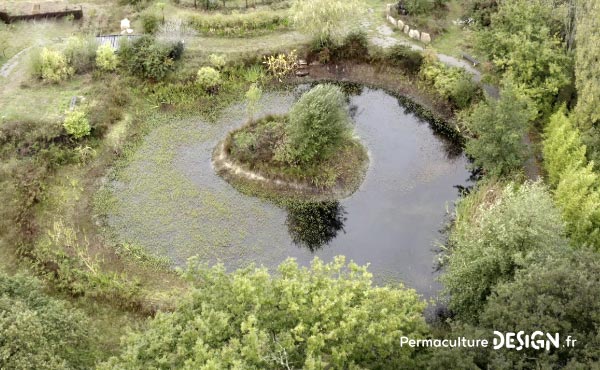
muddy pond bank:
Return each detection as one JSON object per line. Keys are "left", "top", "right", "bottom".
{"left": 102, "top": 85, "right": 472, "bottom": 298}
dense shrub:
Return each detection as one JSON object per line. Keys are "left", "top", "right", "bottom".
{"left": 63, "top": 110, "right": 91, "bottom": 139}
{"left": 100, "top": 257, "right": 429, "bottom": 369}
{"left": 208, "top": 53, "right": 226, "bottom": 69}
{"left": 141, "top": 12, "right": 160, "bottom": 34}
{"left": 118, "top": 36, "right": 176, "bottom": 81}
{"left": 31, "top": 48, "right": 74, "bottom": 83}
{"left": 277, "top": 84, "right": 351, "bottom": 165}
{"left": 420, "top": 59, "right": 481, "bottom": 109}
{"left": 464, "top": 0, "right": 498, "bottom": 26}
{"left": 442, "top": 181, "right": 566, "bottom": 322}
{"left": 95, "top": 44, "right": 118, "bottom": 72}
{"left": 0, "top": 273, "right": 95, "bottom": 369}
{"left": 385, "top": 44, "right": 424, "bottom": 74}
{"left": 477, "top": 248, "right": 600, "bottom": 368}
{"left": 465, "top": 82, "right": 533, "bottom": 176}
{"left": 333, "top": 31, "right": 369, "bottom": 62}
{"left": 476, "top": 0, "right": 571, "bottom": 116}
{"left": 196, "top": 66, "right": 221, "bottom": 92}
{"left": 64, "top": 36, "right": 97, "bottom": 74}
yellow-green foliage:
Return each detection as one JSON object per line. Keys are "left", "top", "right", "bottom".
{"left": 196, "top": 66, "right": 221, "bottom": 91}
{"left": 63, "top": 110, "right": 91, "bottom": 139}
{"left": 100, "top": 257, "right": 428, "bottom": 369}
{"left": 420, "top": 58, "right": 480, "bottom": 109}
{"left": 37, "top": 48, "right": 74, "bottom": 83}
{"left": 542, "top": 107, "right": 587, "bottom": 187}
{"left": 554, "top": 164, "right": 600, "bottom": 250}
{"left": 208, "top": 53, "right": 226, "bottom": 70}
{"left": 263, "top": 49, "right": 297, "bottom": 82}
{"left": 543, "top": 108, "right": 600, "bottom": 251}
{"left": 96, "top": 43, "right": 118, "bottom": 72}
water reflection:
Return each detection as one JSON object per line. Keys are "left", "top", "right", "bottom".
{"left": 286, "top": 201, "right": 347, "bottom": 252}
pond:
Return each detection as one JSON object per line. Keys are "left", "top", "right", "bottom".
{"left": 104, "top": 85, "right": 472, "bottom": 298}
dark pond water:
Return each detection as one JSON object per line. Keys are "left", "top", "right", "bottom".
{"left": 105, "top": 86, "right": 472, "bottom": 298}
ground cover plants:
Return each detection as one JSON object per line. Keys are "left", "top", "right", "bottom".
{"left": 1, "top": 0, "right": 600, "bottom": 368}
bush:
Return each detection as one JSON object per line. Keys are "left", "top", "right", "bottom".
{"left": 64, "top": 36, "right": 97, "bottom": 73}
{"left": 141, "top": 12, "right": 160, "bottom": 34}
{"left": 0, "top": 273, "right": 95, "bottom": 369}
{"left": 208, "top": 53, "right": 226, "bottom": 69}
{"left": 32, "top": 48, "right": 74, "bottom": 83}
{"left": 99, "top": 257, "right": 429, "bottom": 369}
{"left": 277, "top": 84, "right": 351, "bottom": 165}
{"left": 385, "top": 44, "right": 424, "bottom": 74}
{"left": 196, "top": 66, "right": 221, "bottom": 92}
{"left": 118, "top": 36, "right": 175, "bottom": 81}
{"left": 420, "top": 59, "right": 481, "bottom": 109}
{"left": 95, "top": 43, "right": 118, "bottom": 71}
{"left": 63, "top": 110, "right": 91, "bottom": 139}
{"left": 441, "top": 181, "right": 566, "bottom": 322}
{"left": 333, "top": 31, "right": 370, "bottom": 61}
{"left": 464, "top": 82, "right": 533, "bottom": 176}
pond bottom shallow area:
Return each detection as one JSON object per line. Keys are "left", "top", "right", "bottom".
{"left": 103, "top": 86, "right": 472, "bottom": 298}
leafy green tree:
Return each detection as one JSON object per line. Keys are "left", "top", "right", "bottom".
{"left": 278, "top": 84, "right": 352, "bottom": 165}
{"left": 0, "top": 273, "right": 94, "bottom": 370}
{"left": 476, "top": 0, "right": 572, "bottom": 115}
{"left": 479, "top": 248, "right": 600, "bottom": 368}
{"left": 465, "top": 82, "right": 533, "bottom": 176}
{"left": 100, "top": 257, "right": 429, "bottom": 369}
{"left": 574, "top": 0, "right": 600, "bottom": 164}
{"left": 542, "top": 107, "right": 587, "bottom": 187}
{"left": 291, "top": 0, "right": 363, "bottom": 43}
{"left": 442, "top": 181, "right": 566, "bottom": 322}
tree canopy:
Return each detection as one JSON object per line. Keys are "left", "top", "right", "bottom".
{"left": 100, "top": 257, "right": 429, "bottom": 369}
{"left": 465, "top": 82, "right": 533, "bottom": 177}
{"left": 441, "top": 181, "right": 566, "bottom": 322}
{"left": 0, "top": 273, "right": 94, "bottom": 370}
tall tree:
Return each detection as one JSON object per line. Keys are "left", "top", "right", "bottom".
{"left": 465, "top": 81, "right": 534, "bottom": 177}
{"left": 573, "top": 0, "right": 600, "bottom": 164}
{"left": 100, "top": 257, "right": 429, "bottom": 369}
{"left": 442, "top": 181, "right": 566, "bottom": 322}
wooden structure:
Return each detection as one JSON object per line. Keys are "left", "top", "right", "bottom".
{"left": 0, "top": 2, "right": 82, "bottom": 24}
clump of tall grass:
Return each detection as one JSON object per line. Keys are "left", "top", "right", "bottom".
{"left": 187, "top": 10, "right": 290, "bottom": 37}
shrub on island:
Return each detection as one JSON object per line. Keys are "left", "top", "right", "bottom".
{"left": 216, "top": 84, "right": 368, "bottom": 198}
